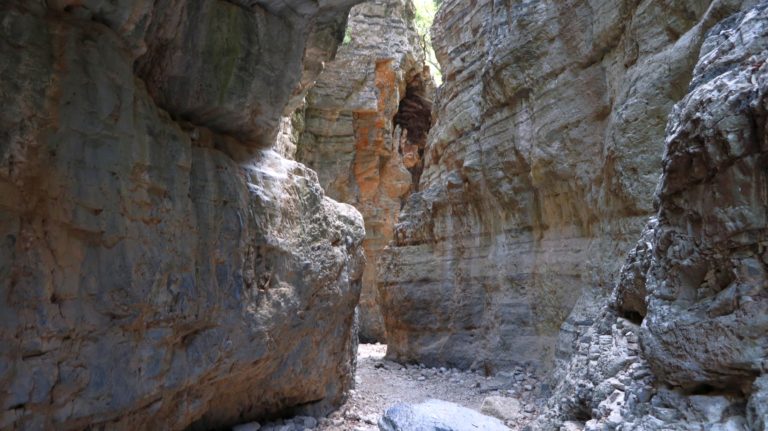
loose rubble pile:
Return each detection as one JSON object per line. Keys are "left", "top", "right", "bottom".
{"left": 234, "top": 344, "right": 545, "bottom": 431}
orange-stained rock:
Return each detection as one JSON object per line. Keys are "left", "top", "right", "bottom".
{"left": 297, "top": 0, "right": 434, "bottom": 342}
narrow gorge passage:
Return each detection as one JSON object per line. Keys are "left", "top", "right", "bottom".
{"left": 246, "top": 344, "right": 543, "bottom": 430}
{"left": 1, "top": 0, "right": 767, "bottom": 431}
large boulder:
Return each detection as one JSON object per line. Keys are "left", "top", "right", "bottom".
{"left": 378, "top": 399, "right": 509, "bottom": 431}
{"left": 0, "top": 0, "right": 363, "bottom": 429}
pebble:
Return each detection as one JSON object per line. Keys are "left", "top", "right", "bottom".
{"left": 524, "top": 385, "right": 533, "bottom": 391}
{"left": 297, "top": 417, "right": 317, "bottom": 428}
{"left": 524, "top": 404, "right": 536, "bottom": 413}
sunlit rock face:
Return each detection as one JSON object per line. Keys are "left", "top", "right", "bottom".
{"left": 0, "top": 1, "right": 364, "bottom": 429}
{"left": 297, "top": 0, "right": 433, "bottom": 343}
{"left": 379, "top": 0, "right": 757, "bottom": 372}
{"left": 535, "top": 5, "right": 768, "bottom": 429}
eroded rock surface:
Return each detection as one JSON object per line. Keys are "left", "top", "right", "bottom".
{"left": 535, "top": 5, "right": 768, "bottom": 429}
{"left": 0, "top": 1, "right": 363, "bottom": 429}
{"left": 379, "top": 0, "right": 758, "bottom": 372}
{"left": 297, "top": 0, "right": 433, "bottom": 342}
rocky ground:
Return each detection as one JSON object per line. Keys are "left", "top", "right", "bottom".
{"left": 241, "top": 344, "right": 544, "bottom": 431}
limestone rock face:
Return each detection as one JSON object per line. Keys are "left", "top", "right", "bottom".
{"left": 0, "top": 1, "right": 364, "bottom": 430}
{"left": 379, "top": 0, "right": 756, "bottom": 371}
{"left": 535, "top": 5, "right": 768, "bottom": 429}
{"left": 635, "top": 6, "right": 768, "bottom": 389}
{"left": 297, "top": 0, "right": 433, "bottom": 343}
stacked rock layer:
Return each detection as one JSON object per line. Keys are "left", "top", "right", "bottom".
{"left": 297, "top": 0, "right": 433, "bottom": 343}
{"left": 536, "top": 5, "right": 768, "bottom": 429}
{"left": 379, "top": 0, "right": 759, "bottom": 372}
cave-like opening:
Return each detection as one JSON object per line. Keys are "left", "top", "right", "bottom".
{"left": 394, "top": 70, "right": 433, "bottom": 194}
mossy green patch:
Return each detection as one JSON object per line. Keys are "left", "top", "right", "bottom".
{"left": 204, "top": 2, "right": 247, "bottom": 104}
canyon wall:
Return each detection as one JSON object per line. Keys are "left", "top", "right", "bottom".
{"left": 536, "top": 5, "right": 768, "bottom": 429}
{"left": 378, "top": 0, "right": 758, "bottom": 372}
{"left": 297, "top": 0, "right": 433, "bottom": 343}
{"left": 0, "top": 1, "right": 364, "bottom": 430}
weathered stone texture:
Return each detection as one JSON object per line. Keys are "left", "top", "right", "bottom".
{"left": 379, "top": 0, "right": 757, "bottom": 372}
{"left": 379, "top": 399, "right": 509, "bottom": 431}
{"left": 535, "top": 5, "right": 768, "bottom": 429}
{"left": 297, "top": 0, "right": 433, "bottom": 343}
{"left": 0, "top": 1, "right": 363, "bottom": 429}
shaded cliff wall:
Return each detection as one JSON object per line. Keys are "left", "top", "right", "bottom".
{"left": 535, "top": 5, "right": 768, "bottom": 429}
{"left": 297, "top": 0, "right": 433, "bottom": 343}
{"left": 0, "top": 1, "right": 364, "bottom": 430}
{"left": 379, "top": 0, "right": 756, "bottom": 372}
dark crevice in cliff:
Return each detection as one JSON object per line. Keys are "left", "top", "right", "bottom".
{"left": 621, "top": 310, "right": 644, "bottom": 325}
{"left": 394, "top": 71, "right": 433, "bottom": 194}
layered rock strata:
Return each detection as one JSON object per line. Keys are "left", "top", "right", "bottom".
{"left": 297, "top": 0, "right": 433, "bottom": 343}
{"left": 379, "top": 0, "right": 757, "bottom": 371}
{"left": 536, "top": 5, "right": 768, "bottom": 429}
{"left": 0, "top": 1, "right": 364, "bottom": 429}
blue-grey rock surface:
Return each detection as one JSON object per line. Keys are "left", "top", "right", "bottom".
{"left": 378, "top": 399, "right": 509, "bottom": 431}
{"left": 534, "top": 4, "right": 768, "bottom": 430}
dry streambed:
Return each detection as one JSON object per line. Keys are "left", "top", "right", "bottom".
{"left": 239, "top": 344, "right": 543, "bottom": 431}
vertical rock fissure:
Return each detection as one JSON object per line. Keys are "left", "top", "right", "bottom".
{"left": 394, "top": 71, "right": 433, "bottom": 195}
{"left": 295, "top": 0, "right": 435, "bottom": 345}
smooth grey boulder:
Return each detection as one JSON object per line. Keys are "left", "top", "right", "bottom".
{"left": 378, "top": 399, "right": 509, "bottom": 431}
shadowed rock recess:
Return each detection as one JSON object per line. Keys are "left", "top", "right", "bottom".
{"left": 0, "top": 0, "right": 364, "bottom": 429}
{"left": 2, "top": 0, "right": 768, "bottom": 430}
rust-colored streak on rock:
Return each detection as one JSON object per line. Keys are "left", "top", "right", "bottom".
{"left": 296, "top": 0, "right": 433, "bottom": 343}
